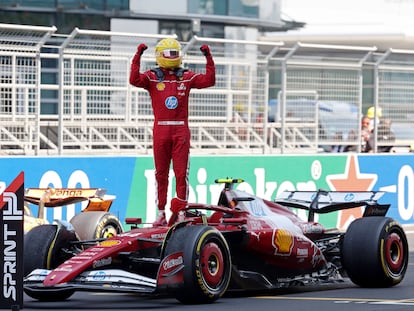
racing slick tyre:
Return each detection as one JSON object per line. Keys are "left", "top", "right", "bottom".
{"left": 163, "top": 225, "right": 232, "bottom": 304}
{"left": 70, "top": 211, "right": 123, "bottom": 241}
{"left": 24, "top": 223, "right": 78, "bottom": 301}
{"left": 342, "top": 216, "right": 409, "bottom": 287}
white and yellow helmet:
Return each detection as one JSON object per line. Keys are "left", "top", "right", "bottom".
{"left": 155, "top": 38, "right": 182, "bottom": 69}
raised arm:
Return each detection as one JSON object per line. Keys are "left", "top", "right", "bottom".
{"left": 129, "top": 43, "right": 149, "bottom": 88}
{"left": 191, "top": 44, "right": 215, "bottom": 88}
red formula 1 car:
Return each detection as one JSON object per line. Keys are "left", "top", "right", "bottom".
{"left": 23, "top": 178, "right": 409, "bottom": 304}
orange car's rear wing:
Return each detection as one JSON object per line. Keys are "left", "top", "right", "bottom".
{"left": 24, "top": 188, "right": 115, "bottom": 217}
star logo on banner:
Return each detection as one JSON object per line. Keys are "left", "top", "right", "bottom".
{"left": 326, "top": 155, "right": 377, "bottom": 230}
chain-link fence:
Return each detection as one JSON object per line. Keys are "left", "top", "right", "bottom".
{"left": 0, "top": 24, "right": 57, "bottom": 154}
{"left": 1, "top": 23, "right": 414, "bottom": 155}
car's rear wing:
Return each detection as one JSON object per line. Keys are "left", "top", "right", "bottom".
{"left": 275, "top": 189, "right": 390, "bottom": 221}
{"left": 24, "top": 188, "right": 116, "bottom": 218}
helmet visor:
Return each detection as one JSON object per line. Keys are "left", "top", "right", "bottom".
{"left": 162, "top": 49, "right": 181, "bottom": 59}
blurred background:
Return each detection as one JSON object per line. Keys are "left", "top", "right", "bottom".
{"left": 1, "top": 0, "right": 414, "bottom": 155}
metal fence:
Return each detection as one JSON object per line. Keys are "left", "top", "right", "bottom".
{"left": 1, "top": 23, "right": 414, "bottom": 156}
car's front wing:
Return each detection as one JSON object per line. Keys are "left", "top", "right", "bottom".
{"left": 24, "top": 268, "right": 157, "bottom": 294}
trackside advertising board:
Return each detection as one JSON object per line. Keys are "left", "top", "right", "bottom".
{"left": 0, "top": 171, "right": 24, "bottom": 310}
{"left": 0, "top": 154, "right": 414, "bottom": 230}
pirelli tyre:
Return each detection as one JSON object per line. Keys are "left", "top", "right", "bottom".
{"left": 24, "top": 223, "right": 77, "bottom": 301}
{"left": 163, "top": 225, "right": 232, "bottom": 304}
{"left": 342, "top": 216, "right": 409, "bottom": 287}
{"left": 70, "top": 211, "right": 123, "bottom": 241}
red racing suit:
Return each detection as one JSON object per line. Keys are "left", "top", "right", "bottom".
{"left": 129, "top": 52, "right": 215, "bottom": 212}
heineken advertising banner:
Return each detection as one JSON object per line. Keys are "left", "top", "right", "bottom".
{"left": 0, "top": 154, "right": 414, "bottom": 230}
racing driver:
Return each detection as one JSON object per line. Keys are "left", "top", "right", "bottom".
{"left": 129, "top": 38, "right": 216, "bottom": 226}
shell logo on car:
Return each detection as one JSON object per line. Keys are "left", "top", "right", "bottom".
{"left": 272, "top": 229, "right": 293, "bottom": 255}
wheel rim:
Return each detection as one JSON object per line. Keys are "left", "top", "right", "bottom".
{"left": 200, "top": 242, "right": 224, "bottom": 288}
{"left": 385, "top": 232, "right": 404, "bottom": 273}
{"left": 101, "top": 225, "right": 118, "bottom": 238}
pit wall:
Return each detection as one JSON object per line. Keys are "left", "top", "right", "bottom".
{"left": 2, "top": 154, "right": 414, "bottom": 230}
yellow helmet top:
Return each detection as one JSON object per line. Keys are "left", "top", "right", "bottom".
{"left": 155, "top": 38, "right": 182, "bottom": 69}
{"left": 367, "top": 106, "right": 382, "bottom": 118}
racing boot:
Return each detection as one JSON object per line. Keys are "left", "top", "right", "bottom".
{"left": 168, "top": 198, "right": 187, "bottom": 225}
{"left": 168, "top": 211, "right": 185, "bottom": 226}
{"left": 152, "top": 210, "right": 167, "bottom": 227}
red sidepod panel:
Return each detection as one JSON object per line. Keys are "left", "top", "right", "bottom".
{"left": 239, "top": 198, "right": 328, "bottom": 270}
{"left": 245, "top": 226, "right": 327, "bottom": 270}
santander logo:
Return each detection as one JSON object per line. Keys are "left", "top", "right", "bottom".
{"left": 162, "top": 253, "right": 183, "bottom": 271}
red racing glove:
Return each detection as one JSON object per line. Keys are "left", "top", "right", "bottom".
{"left": 132, "top": 43, "right": 147, "bottom": 64}
{"left": 200, "top": 44, "right": 211, "bottom": 57}
{"left": 137, "top": 43, "right": 148, "bottom": 56}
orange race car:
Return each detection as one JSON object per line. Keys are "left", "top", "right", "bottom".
{"left": 24, "top": 187, "right": 123, "bottom": 240}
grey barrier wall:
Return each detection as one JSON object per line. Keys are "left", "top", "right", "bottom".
{"left": 1, "top": 23, "right": 414, "bottom": 155}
